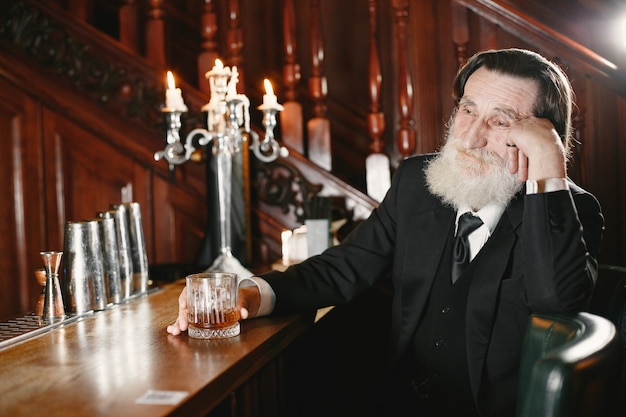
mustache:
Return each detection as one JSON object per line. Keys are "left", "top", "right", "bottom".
{"left": 445, "top": 138, "right": 506, "bottom": 168}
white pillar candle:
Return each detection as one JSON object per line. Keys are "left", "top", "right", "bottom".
{"left": 165, "top": 71, "right": 187, "bottom": 111}
{"left": 259, "top": 79, "right": 284, "bottom": 111}
{"left": 263, "top": 79, "right": 278, "bottom": 107}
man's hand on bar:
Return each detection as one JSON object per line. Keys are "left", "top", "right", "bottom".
{"left": 166, "top": 285, "right": 261, "bottom": 336}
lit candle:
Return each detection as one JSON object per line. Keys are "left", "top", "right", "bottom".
{"left": 259, "top": 79, "right": 284, "bottom": 111}
{"left": 207, "top": 58, "right": 231, "bottom": 77}
{"left": 226, "top": 66, "right": 239, "bottom": 100}
{"left": 263, "top": 79, "right": 277, "bottom": 106}
{"left": 165, "top": 71, "right": 187, "bottom": 111}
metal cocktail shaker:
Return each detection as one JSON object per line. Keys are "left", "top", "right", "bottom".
{"left": 94, "top": 215, "right": 123, "bottom": 304}
{"left": 102, "top": 207, "right": 134, "bottom": 300}
{"left": 111, "top": 202, "right": 149, "bottom": 295}
{"left": 62, "top": 220, "right": 107, "bottom": 314}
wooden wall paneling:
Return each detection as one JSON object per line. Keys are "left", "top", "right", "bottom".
{"left": 407, "top": 0, "right": 447, "bottom": 155}
{"left": 134, "top": 162, "right": 154, "bottom": 259}
{"left": 578, "top": 80, "right": 625, "bottom": 265}
{"left": 152, "top": 174, "right": 207, "bottom": 265}
{"left": 478, "top": 15, "right": 498, "bottom": 50}
{"left": 41, "top": 108, "right": 151, "bottom": 251}
{"left": 37, "top": 107, "right": 187, "bottom": 299}
{"left": 0, "top": 77, "right": 45, "bottom": 320}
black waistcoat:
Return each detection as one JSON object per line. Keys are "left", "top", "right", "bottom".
{"left": 412, "top": 229, "right": 475, "bottom": 407}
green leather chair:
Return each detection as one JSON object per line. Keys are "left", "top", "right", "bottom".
{"left": 517, "top": 312, "right": 622, "bottom": 417}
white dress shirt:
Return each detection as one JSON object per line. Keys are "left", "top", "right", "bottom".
{"left": 455, "top": 203, "right": 504, "bottom": 262}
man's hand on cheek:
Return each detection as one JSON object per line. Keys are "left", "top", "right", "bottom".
{"left": 506, "top": 117, "right": 567, "bottom": 181}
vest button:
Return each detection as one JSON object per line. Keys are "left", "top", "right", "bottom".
{"left": 441, "top": 306, "right": 450, "bottom": 314}
{"left": 435, "top": 339, "right": 445, "bottom": 347}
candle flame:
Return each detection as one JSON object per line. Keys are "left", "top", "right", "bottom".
{"left": 264, "top": 79, "right": 274, "bottom": 96}
{"left": 215, "top": 59, "right": 224, "bottom": 69}
{"left": 166, "top": 71, "right": 176, "bottom": 90}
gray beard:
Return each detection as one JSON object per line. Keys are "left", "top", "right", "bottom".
{"left": 424, "top": 136, "right": 523, "bottom": 211}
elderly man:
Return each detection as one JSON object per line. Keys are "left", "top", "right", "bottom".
{"left": 168, "top": 48, "right": 603, "bottom": 417}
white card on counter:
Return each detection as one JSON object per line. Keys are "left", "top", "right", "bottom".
{"left": 135, "top": 390, "right": 189, "bottom": 405}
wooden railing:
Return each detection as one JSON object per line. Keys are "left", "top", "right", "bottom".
{"left": 39, "top": 0, "right": 413, "bottom": 200}
{"left": 451, "top": 0, "right": 626, "bottom": 96}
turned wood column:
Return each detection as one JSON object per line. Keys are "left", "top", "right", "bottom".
{"left": 227, "top": 0, "right": 245, "bottom": 91}
{"left": 146, "top": 0, "right": 166, "bottom": 66}
{"left": 451, "top": 1, "right": 469, "bottom": 68}
{"left": 392, "top": 0, "right": 416, "bottom": 158}
{"left": 280, "top": 0, "right": 304, "bottom": 153}
{"left": 365, "top": 0, "right": 391, "bottom": 202}
{"left": 118, "top": 0, "right": 139, "bottom": 53}
{"left": 307, "top": 0, "right": 331, "bottom": 171}
{"left": 198, "top": 0, "right": 220, "bottom": 94}
{"left": 367, "top": 0, "right": 385, "bottom": 157}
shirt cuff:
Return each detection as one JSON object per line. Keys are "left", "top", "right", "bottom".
{"left": 238, "top": 276, "right": 276, "bottom": 317}
{"left": 526, "top": 178, "right": 569, "bottom": 194}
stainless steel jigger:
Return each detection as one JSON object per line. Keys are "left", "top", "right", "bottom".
{"left": 40, "top": 251, "right": 66, "bottom": 321}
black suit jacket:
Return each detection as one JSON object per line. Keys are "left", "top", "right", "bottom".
{"left": 262, "top": 154, "right": 604, "bottom": 415}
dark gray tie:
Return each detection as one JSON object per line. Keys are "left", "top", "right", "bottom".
{"left": 451, "top": 212, "right": 483, "bottom": 283}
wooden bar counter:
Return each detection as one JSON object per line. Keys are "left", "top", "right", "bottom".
{"left": 0, "top": 280, "right": 316, "bottom": 417}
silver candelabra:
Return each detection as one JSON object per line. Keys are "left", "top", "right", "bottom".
{"left": 154, "top": 61, "right": 287, "bottom": 278}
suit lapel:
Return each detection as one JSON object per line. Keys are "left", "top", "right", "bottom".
{"left": 395, "top": 206, "right": 455, "bottom": 355}
{"left": 465, "top": 193, "right": 524, "bottom": 401}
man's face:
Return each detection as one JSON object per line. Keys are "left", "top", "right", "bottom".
{"left": 449, "top": 67, "right": 539, "bottom": 176}
{"left": 425, "top": 67, "right": 538, "bottom": 210}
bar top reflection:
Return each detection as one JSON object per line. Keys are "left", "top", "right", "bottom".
{"left": 0, "top": 281, "right": 314, "bottom": 417}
